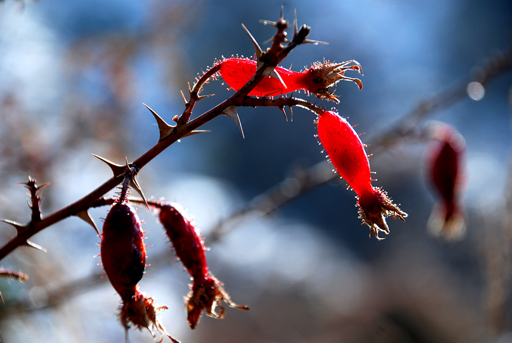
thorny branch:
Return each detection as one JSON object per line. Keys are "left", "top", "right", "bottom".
{"left": 1, "top": 11, "right": 511, "bottom": 315}
{"left": 0, "top": 11, "right": 319, "bottom": 261}
{"left": 6, "top": 44, "right": 512, "bottom": 308}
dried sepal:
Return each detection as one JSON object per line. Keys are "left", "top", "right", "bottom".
{"left": 357, "top": 187, "right": 407, "bottom": 240}
{"left": 187, "top": 276, "right": 249, "bottom": 329}
{"left": 120, "top": 291, "right": 179, "bottom": 343}
{"left": 303, "top": 60, "right": 363, "bottom": 103}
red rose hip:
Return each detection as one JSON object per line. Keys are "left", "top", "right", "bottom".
{"left": 316, "top": 110, "right": 407, "bottom": 239}
{"left": 159, "top": 203, "right": 249, "bottom": 329}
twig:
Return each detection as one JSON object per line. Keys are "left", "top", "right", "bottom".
{"left": 0, "top": 10, "right": 319, "bottom": 261}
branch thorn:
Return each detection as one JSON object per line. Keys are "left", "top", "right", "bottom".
{"left": 143, "top": 103, "right": 175, "bottom": 142}
{"left": 180, "top": 90, "right": 188, "bottom": 105}
{"left": 76, "top": 210, "right": 99, "bottom": 235}
{"left": 278, "top": 106, "right": 288, "bottom": 121}
{"left": 222, "top": 106, "right": 245, "bottom": 138}
{"left": 91, "top": 154, "right": 125, "bottom": 178}
{"left": 183, "top": 130, "right": 211, "bottom": 137}
{"left": 24, "top": 240, "right": 47, "bottom": 253}
{"left": 0, "top": 219, "right": 26, "bottom": 234}
{"left": 263, "top": 67, "right": 287, "bottom": 88}
{"left": 241, "top": 23, "right": 263, "bottom": 62}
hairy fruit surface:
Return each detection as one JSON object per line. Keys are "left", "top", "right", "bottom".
{"left": 218, "top": 57, "right": 362, "bottom": 103}
{"left": 101, "top": 202, "right": 146, "bottom": 300}
{"left": 159, "top": 203, "right": 249, "bottom": 329}
{"left": 316, "top": 110, "right": 407, "bottom": 239}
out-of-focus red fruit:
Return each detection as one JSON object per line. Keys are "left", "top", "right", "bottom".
{"left": 426, "top": 123, "right": 466, "bottom": 239}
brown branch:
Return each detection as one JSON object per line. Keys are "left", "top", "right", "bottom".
{"left": 0, "top": 10, "right": 318, "bottom": 261}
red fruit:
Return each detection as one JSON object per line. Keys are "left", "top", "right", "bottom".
{"left": 159, "top": 203, "right": 249, "bottom": 329}
{"left": 158, "top": 203, "right": 207, "bottom": 279}
{"left": 316, "top": 110, "right": 407, "bottom": 239}
{"left": 218, "top": 57, "right": 363, "bottom": 102}
{"left": 101, "top": 202, "right": 146, "bottom": 300}
{"left": 101, "top": 199, "right": 178, "bottom": 342}
{"left": 426, "top": 123, "right": 466, "bottom": 239}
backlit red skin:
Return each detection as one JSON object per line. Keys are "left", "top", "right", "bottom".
{"left": 427, "top": 124, "right": 466, "bottom": 238}
{"left": 158, "top": 204, "right": 208, "bottom": 279}
{"left": 101, "top": 201, "right": 178, "bottom": 342}
{"left": 220, "top": 58, "right": 307, "bottom": 97}
{"left": 101, "top": 202, "right": 146, "bottom": 301}
{"left": 159, "top": 204, "right": 249, "bottom": 329}
{"left": 317, "top": 110, "right": 407, "bottom": 239}
{"left": 219, "top": 57, "right": 363, "bottom": 101}
{"left": 316, "top": 111, "right": 373, "bottom": 196}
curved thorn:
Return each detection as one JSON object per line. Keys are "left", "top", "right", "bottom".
{"left": 24, "top": 240, "right": 47, "bottom": 253}
{"left": 303, "top": 39, "right": 328, "bottom": 45}
{"left": 222, "top": 106, "right": 245, "bottom": 139}
{"left": 183, "top": 130, "right": 210, "bottom": 137}
{"left": 278, "top": 106, "right": 288, "bottom": 121}
{"left": 0, "top": 219, "right": 26, "bottom": 233}
{"left": 197, "top": 93, "right": 214, "bottom": 100}
{"left": 130, "top": 176, "right": 149, "bottom": 210}
{"left": 293, "top": 9, "right": 298, "bottom": 37}
{"left": 180, "top": 90, "right": 187, "bottom": 105}
{"left": 260, "top": 19, "right": 277, "bottom": 26}
{"left": 91, "top": 154, "right": 125, "bottom": 178}
{"left": 143, "top": 103, "right": 175, "bottom": 142}
{"left": 76, "top": 210, "right": 100, "bottom": 235}
{"left": 264, "top": 67, "right": 287, "bottom": 88}
{"left": 241, "top": 24, "right": 262, "bottom": 61}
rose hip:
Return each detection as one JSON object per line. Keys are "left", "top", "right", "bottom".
{"left": 159, "top": 203, "right": 249, "bottom": 329}
{"left": 101, "top": 181, "right": 178, "bottom": 342}
{"left": 426, "top": 123, "right": 466, "bottom": 239}
{"left": 218, "top": 57, "right": 363, "bottom": 102}
{"left": 316, "top": 110, "right": 407, "bottom": 239}
{"left": 101, "top": 202, "right": 146, "bottom": 301}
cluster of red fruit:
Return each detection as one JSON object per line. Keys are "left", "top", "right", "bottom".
{"left": 100, "top": 184, "right": 249, "bottom": 342}
{"left": 99, "top": 51, "right": 465, "bottom": 343}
